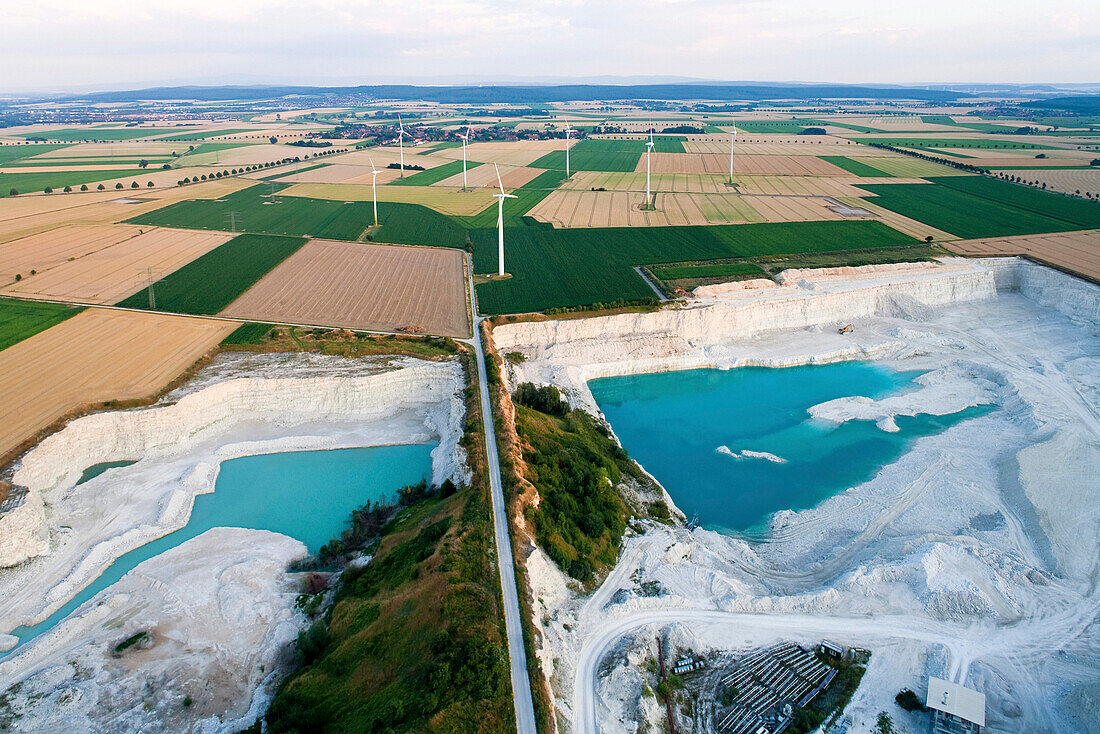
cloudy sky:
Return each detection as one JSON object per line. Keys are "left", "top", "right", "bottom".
{"left": 3, "top": 0, "right": 1097, "bottom": 91}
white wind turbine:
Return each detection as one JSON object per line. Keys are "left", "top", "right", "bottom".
{"left": 563, "top": 118, "right": 573, "bottom": 179}
{"left": 458, "top": 125, "right": 473, "bottom": 191}
{"left": 493, "top": 163, "right": 517, "bottom": 277}
{"left": 396, "top": 113, "right": 410, "bottom": 178}
{"left": 644, "top": 122, "right": 654, "bottom": 210}
{"left": 368, "top": 155, "right": 381, "bottom": 227}
{"left": 728, "top": 121, "right": 737, "bottom": 185}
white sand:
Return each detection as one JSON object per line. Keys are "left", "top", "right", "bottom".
{"left": 495, "top": 258, "right": 1100, "bottom": 733}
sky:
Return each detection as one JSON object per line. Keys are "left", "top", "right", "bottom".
{"left": 3, "top": 0, "right": 1098, "bottom": 92}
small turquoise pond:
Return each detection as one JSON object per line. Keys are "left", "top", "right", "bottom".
{"left": 589, "top": 363, "right": 988, "bottom": 535}
{"left": 4, "top": 443, "right": 435, "bottom": 655}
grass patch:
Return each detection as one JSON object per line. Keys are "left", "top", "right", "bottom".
{"left": 115, "top": 233, "right": 306, "bottom": 315}
{"left": 818, "top": 156, "right": 894, "bottom": 177}
{"left": 472, "top": 220, "right": 916, "bottom": 314}
{"left": 0, "top": 143, "right": 70, "bottom": 164}
{"left": 21, "top": 128, "right": 179, "bottom": 141}
{"left": 0, "top": 299, "right": 83, "bottom": 352}
{"left": 389, "top": 159, "right": 483, "bottom": 186}
{"left": 529, "top": 139, "right": 642, "bottom": 172}
{"left": 0, "top": 169, "right": 149, "bottom": 195}
{"left": 859, "top": 178, "right": 1100, "bottom": 238}
{"left": 650, "top": 262, "right": 765, "bottom": 281}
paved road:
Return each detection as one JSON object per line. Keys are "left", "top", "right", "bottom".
{"left": 465, "top": 258, "right": 538, "bottom": 734}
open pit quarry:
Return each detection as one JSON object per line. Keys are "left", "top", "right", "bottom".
{"left": 494, "top": 257, "right": 1100, "bottom": 733}
{"left": 0, "top": 353, "right": 468, "bottom": 732}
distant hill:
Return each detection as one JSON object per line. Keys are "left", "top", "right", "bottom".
{"left": 1024, "top": 96, "right": 1100, "bottom": 114}
{"left": 68, "top": 83, "right": 966, "bottom": 104}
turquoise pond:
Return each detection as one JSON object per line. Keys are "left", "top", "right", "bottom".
{"left": 589, "top": 363, "right": 989, "bottom": 536}
{"left": 4, "top": 443, "right": 435, "bottom": 655}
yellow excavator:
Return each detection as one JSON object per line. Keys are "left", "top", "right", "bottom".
{"left": 838, "top": 324, "right": 854, "bottom": 334}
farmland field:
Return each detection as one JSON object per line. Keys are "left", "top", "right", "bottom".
{"left": 0, "top": 298, "right": 83, "bottom": 351}
{"left": 280, "top": 182, "right": 495, "bottom": 216}
{"left": 944, "top": 230, "right": 1100, "bottom": 283}
{"left": 529, "top": 139, "right": 643, "bottom": 172}
{"left": 997, "top": 169, "right": 1100, "bottom": 196}
{"left": 650, "top": 262, "right": 766, "bottom": 281}
{"left": 1, "top": 227, "right": 232, "bottom": 304}
{"left": 389, "top": 159, "right": 483, "bottom": 186}
{"left": 0, "top": 144, "right": 70, "bottom": 164}
{"left": 862, "top": 137, "right": 1056, "bottom": 150}
{"left": 0, "top": 308, "right": 237, "bottom": 461}
{"left": 857, "top": 179, "right": 1100, "bottom": 238}
{"left": 0, "top": 169, "right": 149, "bottom": 195}
{"left": 20, "top": 128, "right": 180, "bottom": 142}
{"left": 116, "top": 233, "right": 307, "bottom": 314}
{"left": 928, "top": 176, "right": 1100, "bottom": 229}
{"left": 155, "top": 129, "right": 253, "bottom": 141}
{"left": 645, "top": 153, "right": 849, "bottom": 176}
{"left": 471, "top": 220, "right": 915, "bottom": 313}
{"left": 818, "top": 156, "right": 896, "bottom": 177}
{"left": 222, "top": 239, "right": 469, "bottom": 337}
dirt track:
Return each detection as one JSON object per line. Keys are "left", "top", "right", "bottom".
{"left": 0, "top": 308, "right": 237, "bottom": 461}
{"left": 221, "top": 239, "right": 469, "bottom": 337}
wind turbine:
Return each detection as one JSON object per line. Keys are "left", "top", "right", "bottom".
{"left": 728, "top": 121, "right": 737, "bottom": 185}
{"left": 644, "top": 122, "right": 654, "bottom": 210}
{"left": 396, "top": 113, "right": 410, "bottom": 178}
{"left": 368, "top": 155, "right": 381, "bottom": 227}
{"left": 458, "top": 125, "right": 473, "bottom": 191}
{"left": 493, "top": 163, "right": 517, "bottom": 277}
{"left": 563, "top": 118, "right": 573, "bottom": 179}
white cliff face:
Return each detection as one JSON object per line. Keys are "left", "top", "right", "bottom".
{"left": 494, "top": 257, "right": 1100, "bottom": 734}
{"left": 0, "top": 354, "right": 467, "bottom": 631}
{"left": 0, "top": 528, "right": 307, "bottom": 734}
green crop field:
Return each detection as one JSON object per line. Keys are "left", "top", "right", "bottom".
{"left": 818, "top": 156, "right": 895, "bottom": 177}
{"left": 116, "top": 233, "right": 307, "bottom": 315}
{"left": 155, "top": 129, "right": 253, "bottom": 141}
{"left": 389, "top": 159, "right": 482, "bottom": 186}
{"left": 0, "top": 169, "right": 150, "bottom": 196}
{"left": 21, "top": 128, "right": 179, "bottom": 142}
{"left": 6, "top": 156, "right": 175, "bottom": 168}
{"left": 128, "top": 183, "right": 469, "bottom": 247}
{"left": 530, "top": 139, "right": 643, "bottom": 172}
{"left": 0, "top": 299, "right": 83, "bottom": 352}
{"left": 221, "top": 322, "right": 280, "bottom": 345}
{"left": 0, "top": 144, "right": 70, "bottom": 164}
{"left": 859, "top": 178, "right": 1100, "bottom": 238}
{"left": 472, "top": 220, "right": 915, "bottom": 313}
{"left": 650, "top": 262, "right": 766, "bottom": 281}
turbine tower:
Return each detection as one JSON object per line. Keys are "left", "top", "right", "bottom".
{"left": 493, "top": 163, "right": 517, "bottom": 277}
{"left": 396, "top": 113, "right": 410, "bottom": 178}
{"left": 563, "top": 118, "right": 573, "bottom": 179}
{"left": 458, "top": 126, "right": 473, "bottom": 191}
{"left": 728, "top": 121, "right": 737, "bottom": 185}
{"left": 645, "top": 123, "right": 654, "bottom": 210}
{"left": 368, "top": 155, "right": 381, "bottom": 227}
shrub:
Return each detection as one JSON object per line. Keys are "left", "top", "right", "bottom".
{"left": 7, "top": 189, "right": 16, "bottom": 196}
{"left": 43, "top": 186, "right": 53, "bottom": 194}
{"left": 63, "top": 185, "right": 72, "bottom": 193}
{"left": 80, "top": 184, "right": 88, "bottom": 191}
{"left": 115, "top": 183, "right": 124, "bottom": 189}
{"left": 97, "top": 183, "right": 105, "bottom": 190}
{"left": 895, "top": 688, "right": 927, "bottom": 712}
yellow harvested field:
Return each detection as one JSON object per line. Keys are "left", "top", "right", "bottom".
{"left": 30, "top": 142, "right": 184, "bottom": 159}
{"left": 944, "top": 230, "right": 1100, "bottom": 283}
{"left": 432, "top": 164, "right": 543, "bottom": 189}
{"left": 0, "top": 309, "right": 237, "bottom": 461}
{"left": 996, "top": 169, "right": 1100, "bottom": 196}
{"left": 644, "top": 153, "right": 850, "bottom": 176}
{"left": 0, "top": 179, "right": 248, "bottom": 243}
{"left": 683, "top": 140, "right": 873, "bottom": 156}
{"left": 439, "top": 141, "right": 559, "bottom": 166}
{"left": 835, "top": 196, "right": 957, "bottom": 241}
{"left": 334, "top": 147, "right": 453, "bottom": 170}
{"left": 222, "top": 239, "right": 468, "bottom": 337}
{"left": 560, "top": 171, "right": 732, "bottom": 193}
{"left": 277, "top": 164, "right": 404, "bottom": 185}
{"left": 558, "top": 171, "right": 920, "bottom": 196}
{"left": 279, "top": 182, "right": 495, "bottom": 216}
{"left": 0, "top": 227, "right": 231, "bottom": 304}
{"left": 176, "top": 143, "right": 311, "bottom": 167}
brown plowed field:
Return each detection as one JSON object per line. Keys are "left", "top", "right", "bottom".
{"left": 0, "top": 226, "right": 231, "bottom": 303}
{"left": 682, "top": 140, "right": 874, "bottom": 156}
{"left": 944, "top": 230, "right": 1100, "bottom": 283}
{"left": 643, "top": 153, "right": 850, "bottom": 176}
{"left": 221, "top": 239, "right": 469, "bottom": 337}
{"left": 439, "top": 142, "right": 557, "bottom": 166}
{"left": 0, "top": 309, "right": 237, "bottom": 462}
{"left": 559, "top": 172, "right": 919, "bottom": 196}
{"left": 277, "top": 164, "right": 403, "bottom": 185}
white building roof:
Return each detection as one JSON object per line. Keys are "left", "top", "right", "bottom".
{"left": 926, "top": 677, "right": 986, "bottom": 726}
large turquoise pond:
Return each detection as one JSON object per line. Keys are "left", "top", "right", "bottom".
{"left": 589, "top": 363, "right": 988, "bottom": 535}
{"left": 4, "top": 443, "right": 435, "bottom": 655}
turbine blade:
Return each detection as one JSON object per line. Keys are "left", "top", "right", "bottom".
{"left": 495, "top": 163, "right": 504, "bottom": 193}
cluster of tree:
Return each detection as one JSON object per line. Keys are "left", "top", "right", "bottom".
{"left": 387, "top": 162, "right": 425, "bottom": 171}
{"left": 662, "top": 125, "right": 704, "bottom": 134}
{"left": 513, "top": 382, "right": 569, "bottom": 416}
{"left": 799, "top": 127, "right": 828, "bottom": 135}
{"left": 287, "top": 139, "right": 332, "bottom": 148}
{"left": 464, "top": 107, "right": 549, "bottom": 117}
{"left": 866, "top": 143, "right": 986, "bottom": 174}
